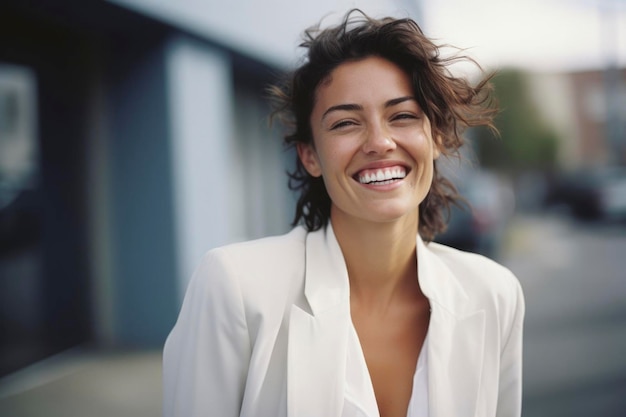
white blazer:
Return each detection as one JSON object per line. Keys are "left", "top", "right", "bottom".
{"left": 163, "top": 224, "right": 524, "bottom": 417}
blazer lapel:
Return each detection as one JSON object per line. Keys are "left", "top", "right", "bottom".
{"left": 417, "top": 237, "right": 486, "bottom": 417}
{"left": 287, "top": 231, "right": 486, "bottom": 417}
{"left": 287, "top": 224, "right": 351, "bottom": 417}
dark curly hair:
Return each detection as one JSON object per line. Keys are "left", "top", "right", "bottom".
{"left": 269, "top": 9, "right": 497, "bottom": 241}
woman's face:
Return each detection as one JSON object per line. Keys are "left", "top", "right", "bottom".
{"left": 298, "top": 55, "right": 439, "bottom": 227}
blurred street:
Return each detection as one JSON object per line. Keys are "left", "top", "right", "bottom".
{"left": 0, "top": 349, "right": 161, "bottom": 417}
{"left": 502, "top": 214, "right": 626, "bottom": 416}
{"left": 1, "top": 213, "right": 625, "bottom": 416}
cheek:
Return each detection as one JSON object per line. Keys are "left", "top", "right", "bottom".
{"left": 315, "top": 140, "right": 350, "bottom": 173}
{"left": 407, "top": 133, "right": 436, "bottom": 161}
{"left": 415, "top": 147, "right": 436, "bottom": 187}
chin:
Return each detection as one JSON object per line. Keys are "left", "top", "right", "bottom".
{"left": 362, "top": 204, "right": 419, "bottom": 224}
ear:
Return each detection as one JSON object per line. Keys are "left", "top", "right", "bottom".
{"left": 296, "top": 142, "right": 323, "bottom": 177}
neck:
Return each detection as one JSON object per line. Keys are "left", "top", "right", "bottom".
{"left": 330, "top": 211, "right": 420, "bottom": 310}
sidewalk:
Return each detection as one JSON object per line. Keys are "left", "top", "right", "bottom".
{"left": 0, "top": 348, "right": 162, "bottom": 417}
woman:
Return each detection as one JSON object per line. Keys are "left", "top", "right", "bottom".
{"left": 163, "top": 9, "right": 524, "bottom": 417}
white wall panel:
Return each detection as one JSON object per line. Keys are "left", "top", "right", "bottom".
{"left": 167, "top": 37, "right": 236, "bottom": 301}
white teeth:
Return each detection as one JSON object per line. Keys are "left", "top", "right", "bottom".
{"left": 358, "top": 167, "right": 407, "bottom": 184}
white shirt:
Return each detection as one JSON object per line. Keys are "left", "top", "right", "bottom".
{"left": 343, "top": 324, "right": 429, "bottom": 417}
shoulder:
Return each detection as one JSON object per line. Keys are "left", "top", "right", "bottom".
{"left": 426, "top": 241, "right": 517, "bottom": 282}
{"left": 208, "top": 226, "right": 307, "bottom": 266}
{"left": 424, "top": 242, "right": 525, "bottom": 349}
{"left": 198, "top": 226, "right": 308, "bottom": 283}
{"left": 425, "top": 241, "right": 523, "bottom": 307}
{"left": 192, "top": 226, "right": 308, "bottom": 308}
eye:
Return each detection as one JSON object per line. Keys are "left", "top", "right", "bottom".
{"left": 391, "top": 113, "right": 418, "bottom": 122}
{"left": 330, "top": 119, "right": 358, "bottom": 130}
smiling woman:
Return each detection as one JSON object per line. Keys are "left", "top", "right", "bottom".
{"left": 270, "top": 10, "right": 498, "bottom": 239}
{"left": 163, "top": 9, "right": 525, "bottom": 417}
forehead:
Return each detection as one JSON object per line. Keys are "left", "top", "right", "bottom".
{"left": 314, "top": 56, "right": 413, "bottom": 105}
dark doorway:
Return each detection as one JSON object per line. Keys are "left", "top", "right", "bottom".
{"left": 0, "top": 4, "right": 94, "bottom": 377}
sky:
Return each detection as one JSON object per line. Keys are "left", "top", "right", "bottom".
{"left": 422, "top": 0, "right": 626, "bottom": 72}
{"left": 111, "top": 0, "right": 626, "bottom": 73}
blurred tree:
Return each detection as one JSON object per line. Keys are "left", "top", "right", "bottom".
{"left": 473, "top": 69, "right": 559, "bottom": 177}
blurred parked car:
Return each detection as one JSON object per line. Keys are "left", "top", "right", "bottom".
{"left": 544, "top": 166, "right": 626, "bottom": 221}
{"left": 435, "top": 170, "right": 515, "bottom": 259}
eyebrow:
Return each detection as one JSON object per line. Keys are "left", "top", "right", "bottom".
{"left": 321, "top": 96, "right": 417, "bottom": 120}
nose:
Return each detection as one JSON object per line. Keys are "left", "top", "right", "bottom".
{"left": 361, "top": 125, "right": 396, "bottom": 155}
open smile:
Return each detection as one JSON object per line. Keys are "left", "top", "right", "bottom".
{"left": 354, "top": 165, "right": 409, "bottom": 185}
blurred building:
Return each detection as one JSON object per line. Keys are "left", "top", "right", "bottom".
{"left": 527, "top": 67, "right": 626, "bottom": 169}
{"left": 0, "top": 0, "right": 295, "bottom": 377}
{"left": 0, "top": 0, "right": 422, "bottom": 378}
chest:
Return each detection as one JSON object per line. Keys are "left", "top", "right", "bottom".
{"left": 351, "top": 304, "right": 430, "bottom": 417}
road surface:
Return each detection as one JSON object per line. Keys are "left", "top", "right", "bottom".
{"left": 501, "top": 214, "right": 626, "bottom": 417}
